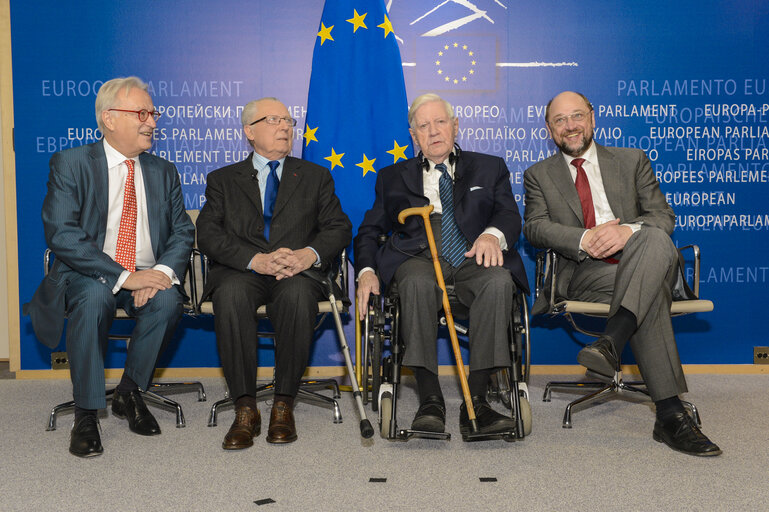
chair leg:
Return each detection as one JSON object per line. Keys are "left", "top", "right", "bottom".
{"left": 47, "top": 400, "right": 76, "bottom": 431}
{"left": 149, "top": 381, "right": 207, "bottom": 402}
{"left": 207, "top": 397, "right": 234, "bottom": 427}
{"left": 141, "top": 389, "right": 186, "bottom": 428}
{"left": 562, "top": 384, "right": 615, "bottom": 428}
{"left": 296, "top": 388, "right": 342, "bottom": 424}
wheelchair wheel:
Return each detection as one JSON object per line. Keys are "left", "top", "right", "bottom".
{"left": 519, "top": 392, "right": 532, "bottom": 437}
{"left": 379, "top": 391, "right": 393, "bottom": 439}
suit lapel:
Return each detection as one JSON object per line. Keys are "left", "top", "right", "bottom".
{"left": 138, "top": 153, "right": 160, "bottom": 254}
{"left": 401, "top": 158, "right": 424, "bottom": 199}
{"left": 453, "top": 154, "right": 468, "bottom": 217}
{"left": 88, "top": 142, "right": 110, "bottom": 240}
{"left": 273, "top": 157, "right": 301, "bottom": 218}
{"left": 236, "top": 155, "right": 263, "bottom": 216}
{"left": 550, "top": 154, "right": 585, "bottom": 224}
{"left": 595, "top": 144, "right": 624, "bottom": 220}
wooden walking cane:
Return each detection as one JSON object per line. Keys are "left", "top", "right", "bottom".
{"left": 397, "top": 205, "right": 479, "bottom": 434}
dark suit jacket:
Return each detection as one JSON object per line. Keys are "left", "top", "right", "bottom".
{"left": 523, "top": 143, "right": 674, "bottom": 313}
{"left": 196, "top": 154, "right": 352, "bottom": 297}
{"left": 354, "top": 151, "right": 529, "bottom": 294}
{"left": 24, "top": 141, "right": 195, "bottom": 348}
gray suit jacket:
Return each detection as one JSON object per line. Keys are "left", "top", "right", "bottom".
{"left": 523, "top": 143, "right": 674, "bottom": 313}
{"left": 24, "top": 141, "right": 195, "bottom": 348}
{"left": 196, "top": 154, "right": 352, "bottom": 299}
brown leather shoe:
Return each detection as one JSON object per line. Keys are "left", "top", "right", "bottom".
{"left": 266, "top": 397, "right": 297, "bottom": 444}
{"left": 222, "top": 405, "right": 261, "bottom": 450}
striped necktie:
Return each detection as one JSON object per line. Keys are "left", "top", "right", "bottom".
{"left": 437, "top": 163, "right": 467, "bottom": 267}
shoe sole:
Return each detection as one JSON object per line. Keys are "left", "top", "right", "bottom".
{"left": 266, "top": 434, "right": 298, "bottom": 444}
{"left": 653, "top": 431, "right": 723, "bottom": 457}
{"left": 69, "top": 448, "right": 103, "bottom": 458}
{"left": 577, "top": 350, "right": 616, "bottom": 377}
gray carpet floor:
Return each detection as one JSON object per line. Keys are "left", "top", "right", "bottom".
{"left": 0, "top": 373, "right": 767, "bottom": 511}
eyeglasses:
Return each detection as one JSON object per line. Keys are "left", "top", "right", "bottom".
{"left": 249, "top": 115, "right": 297, "bottom": 127}
{"left": 549, "top": 110, "right": 591, "bottom": 128}
{"left": 108, "top": 108, "right": 162, "bottom": 122}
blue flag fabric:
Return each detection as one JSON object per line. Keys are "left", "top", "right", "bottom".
{"left": 302, "top": 0, "right": 412, "bottom": 261}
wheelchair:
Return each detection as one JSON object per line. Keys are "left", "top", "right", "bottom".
{"left": 360, "top": 283, "right": 532, "bottom": 442}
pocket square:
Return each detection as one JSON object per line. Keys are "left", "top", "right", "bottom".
{"left": 470, "top": 186, "right": 483, "bottom": 191}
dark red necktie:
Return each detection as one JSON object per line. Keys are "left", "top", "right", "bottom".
{"left": 571, "top": 158, "right": 595, "bottom": 229}
{"left": 572, "top": 158, "right": 618, "bottom": 263}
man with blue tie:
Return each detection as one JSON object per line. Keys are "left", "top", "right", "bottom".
{"left": 196, "top": 98, "right": 351, "bottom": 449}
{"left": 26, "top": 77, "right": 195, "bottom": 457}
{"left": 354, "top": 93, "right": 529, "bottom": 437}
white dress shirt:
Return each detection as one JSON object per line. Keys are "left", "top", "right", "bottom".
{"left": 102, "top": 139, "right": 177, "bottom": 293}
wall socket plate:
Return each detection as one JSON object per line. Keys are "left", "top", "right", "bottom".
{"left": 51, "top": 351, "right": 69, "bottom": 369}
{"left": 754, "top": 347, "right": 769, "bottom": 364}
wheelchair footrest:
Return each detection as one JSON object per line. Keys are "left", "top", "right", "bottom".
{"left": 461, "top": 429, "right": 518, "bottom": 443}
{"left": 395, "top": 429, "right": 451, "bottom": 441}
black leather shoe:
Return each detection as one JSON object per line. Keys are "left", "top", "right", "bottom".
{"left": 653, "top": 412, "right": 722, "bottom": 456}
{"left": 69, "top": 415, "right": 103, "bottom": 458}
{"left": 112, "top": 390, "right": 161, "bottom": 436}
{"left": 459, "top": 395, "right": 516, "bottom": 435}
{"left": 411, "top": 395, "right": 446, "bottom": 433}
{"left": 577, "top": 335, "right": 619, "bottom": 376}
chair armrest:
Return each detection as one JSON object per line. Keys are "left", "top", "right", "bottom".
{"left": 676, "top": 244, "right": 702, "bottom": 298}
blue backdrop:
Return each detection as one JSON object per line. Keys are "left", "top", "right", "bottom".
{"left": 10, "top": 0, "right": 769, "bottom": 371}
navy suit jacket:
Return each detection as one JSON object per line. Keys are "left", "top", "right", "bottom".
{"left": 24, "top": 141, "right": 195, "bottom": 348}
{"left": 354, "top": 151, "right": 529, "bottom": 294}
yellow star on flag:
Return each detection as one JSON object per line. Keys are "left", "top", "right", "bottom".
{"left": 317, "top": 23, "right": 334, "bottom": 45}
{"left": 324, "top": 148, "right": 345, "bottom": 170}
{"left": 356, "top": 154, "right": 376, "bottom": 176}
{"left": 377, "top": 15, "right": 394, "bottom": 38}
{"left": 303, "top": 125, "right": 319, "bottom": 146}
{"left": 346, "top": 9, "right": 367, "bottom": 32}
{"left": 386, "top": 140, "right": 408, "bottom": 163}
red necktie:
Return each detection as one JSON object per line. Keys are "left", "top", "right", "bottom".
{"left": 572, "top": 158, "right": 618, "bottom": 264}
{"left": 115, "top": 159, "right": 137, "bottom": 272}
{"left": 571, "top": 158, "right": 595, "bottom": 229}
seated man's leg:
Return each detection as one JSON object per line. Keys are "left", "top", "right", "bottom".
{"left": 265, "top": 274, "right": 322, "bottom": 443}
{"left": 394, "top": 256, "right": 445, "bottom": 432}
{"left": 454, "top": 263, "right": 516, "bottom": 435}
{"left": 212, "top": 272, "right": 270, "bottom": 449}
{"left": 109, "top": 285, "right": 185, "bottom": 436}
{"left": 63, "top": 273, "right": 116, "bottom": 457}
{"left": 64, "top": 273, "right": 117, "bottom": 410}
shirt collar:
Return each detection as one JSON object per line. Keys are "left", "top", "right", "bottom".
{"left": 561, "top": 140, "right": 598, "bottom": 168}
{"left": 251, "top": 151, "right": 286, "bottom": 173}
{"left": 102, "top": 138, "right": 136, "bottom": 169}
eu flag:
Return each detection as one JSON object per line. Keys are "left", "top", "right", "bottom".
{"left": 302, "top": 0, "right": 412, "bottom": 260}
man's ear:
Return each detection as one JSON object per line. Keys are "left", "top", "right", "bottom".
{"left": 101, "top": 110, "right": 115, "bottom": 132}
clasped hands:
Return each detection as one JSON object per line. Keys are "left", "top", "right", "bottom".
{"left": 249, "top": 247, "right": 316, "bottom": 280}
{"left": 582, "top": 219, "right": 633, "bottom": 260}
{"left": 123, "top": 269, "right": 173, "bottom": 308}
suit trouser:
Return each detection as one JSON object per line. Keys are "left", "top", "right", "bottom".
{"left": 212, "top": 272, "right": 323, "bottom": 399}
{"left": 64, "top": 273, "right": 184, "bottom": 409}
{"left": 394, "top": 217, "right": 514, "bottom": 374}
{"left": 567, "top": 227, "right": 687, "bottom": 401}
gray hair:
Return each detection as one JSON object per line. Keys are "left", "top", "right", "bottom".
{"left": 241, "top": 97, "right": 281, "bottom": 127}
{"left": 95, "top": 76, "right": 148, "bottom": 133}
{"left": 407, "top": 93, "right": 454, "bottom": 130}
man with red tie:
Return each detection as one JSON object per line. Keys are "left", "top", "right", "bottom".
{"left": 523, "top": 91, "right": 720, "bottom": 456}
{"left": 26, "top": 77, "right": 195, "bottom": 457}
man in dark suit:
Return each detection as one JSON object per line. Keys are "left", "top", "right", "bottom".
{"left": 524, "top": 90, "right": 720, "bottom": 456}
{"left": 355, "top": 93, "right": 529, "bottom": 437}
{"left": 25, "top": 77, "right": 195, "bottom": 457}
{"left": 196, "top": 98, "right": 351, "bottom": 449}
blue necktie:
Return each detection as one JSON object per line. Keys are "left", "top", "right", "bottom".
{"left": 437, "top": 163, "right": 467, "bottom": 267}
{"left": 263, "top": 160, "right": 280, "bottom": 240}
